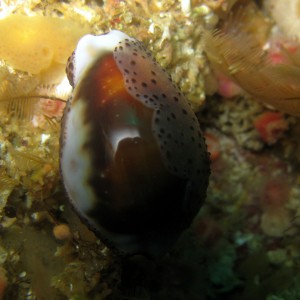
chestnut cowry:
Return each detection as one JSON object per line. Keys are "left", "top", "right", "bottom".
{"left": 60, "top": 30, "right": 210, "bottom": 257}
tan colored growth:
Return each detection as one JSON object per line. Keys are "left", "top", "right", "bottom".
{"left": 0, "top": 15, "right": 90, "bottom": 74}
{"left": 264, "top": 0, "right": 300, "bottom": 40}
{"left": 203, "top": 3, "right": 300, "bottom": 116}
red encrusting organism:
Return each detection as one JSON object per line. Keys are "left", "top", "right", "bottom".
{"left": 253, "top": 112, "right": 288, "bottom": 145}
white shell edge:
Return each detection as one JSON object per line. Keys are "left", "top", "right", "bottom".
{"left": 73, "top": 30, "right": 130, "bottom": 86}
{"left": 61, "top": 100, "right": 96, "bottom": 212}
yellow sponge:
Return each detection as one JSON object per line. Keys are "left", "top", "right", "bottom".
{"left": 0, "top": 15, "right": 90, "bottom": 74}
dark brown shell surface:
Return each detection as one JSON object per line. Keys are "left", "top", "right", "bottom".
{"left": 60, "top": 32, "right": 210, "bottom": 257}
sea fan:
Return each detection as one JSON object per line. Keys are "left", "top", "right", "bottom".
{"left": 0, "top": 170, "right": 18, "bottom": 191}
{"left": 0, "top": 68, "right": 39, "bottom": 119}
{"left": 0, "top": 73, "right": 68, "bottom": 120}
{"left": 8, "top": 145, "right": 46, "bottom": 172}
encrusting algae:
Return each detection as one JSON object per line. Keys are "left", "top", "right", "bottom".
{"left": 0, "top": 0, "right": 300, "bottom": 299}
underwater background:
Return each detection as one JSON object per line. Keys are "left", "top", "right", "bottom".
{"left": 0, "top": 0, "right": 300, "bottom": 299}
